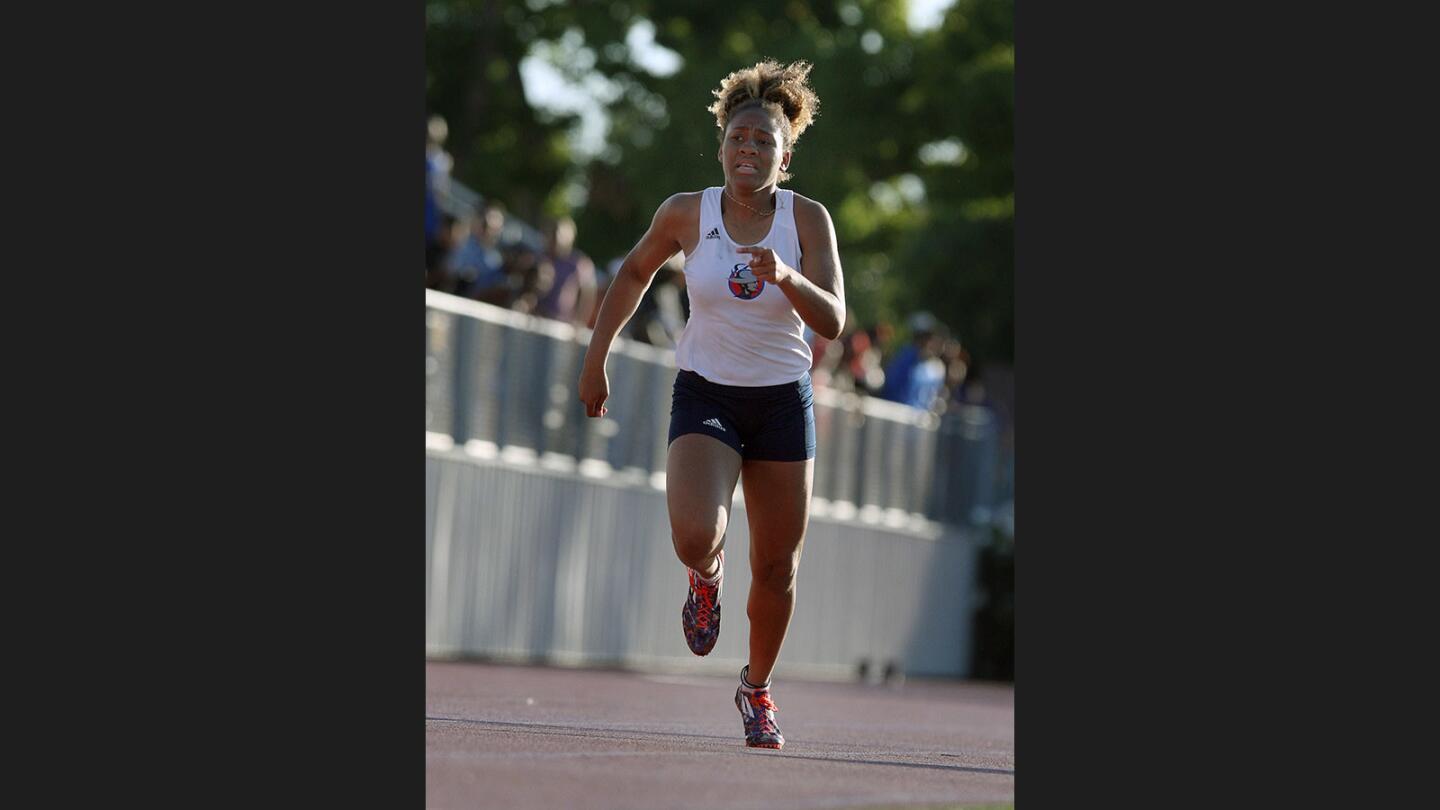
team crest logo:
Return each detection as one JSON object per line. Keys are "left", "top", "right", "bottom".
{"left": 728, "top": 263, "right": 764, "bottom": 300}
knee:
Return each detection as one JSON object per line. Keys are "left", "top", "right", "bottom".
{"left": 671, "top": 515, "right": 724, "bottom": 564}
{"left": 751, "top": 554, "right": 799, "bottom": 594}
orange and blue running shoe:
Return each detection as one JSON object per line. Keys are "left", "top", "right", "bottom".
{"left": 682, "top": 551, "right": 723, "bottom": 656}
{"left": 735, "top": 666, "right": 784, "bottom": 749}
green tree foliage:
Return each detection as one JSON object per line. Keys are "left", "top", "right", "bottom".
{"left": 426, "top": 0, "right": 1012, "bottom": 364}
{"left": 425, "top": 0, "right": 578, "bottom": 220}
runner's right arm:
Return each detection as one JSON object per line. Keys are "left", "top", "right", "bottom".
{"left": 579, "top": 193, "right": 696, "bottom": 417}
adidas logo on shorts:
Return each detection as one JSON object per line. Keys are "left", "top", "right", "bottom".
{"left": 704, "top": 227, "right": 720, "bottom": 240}
{"left": 702, "top": 418, "right": 725, "bottom": 431}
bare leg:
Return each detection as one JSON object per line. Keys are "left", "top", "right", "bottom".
{"left": 738, "top": 458, "right": 813, "bottom": 685}
{"left": 666, "top": 434, "right": 743, "bottom": 576}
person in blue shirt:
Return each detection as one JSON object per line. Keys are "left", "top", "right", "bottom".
{"left": 879, "top": 311, "right": 946, "bottom": 410}
{"left": 446, "top": 203, "right": 508, "bottom": 301}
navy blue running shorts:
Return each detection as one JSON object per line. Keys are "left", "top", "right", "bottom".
{"left": 668, "top": 369, "right": 816, "bottom": 462}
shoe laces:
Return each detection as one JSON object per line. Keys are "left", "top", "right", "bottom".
{"left": 744, "top": 690, "right": 779, "bottom": 715}
{"left": 690, "top": 577, "right": 718, "bottom": 629}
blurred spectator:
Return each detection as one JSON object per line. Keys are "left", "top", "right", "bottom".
{"left": 505, "top": 246, "right": 554, "bottom": 316}
{"left": 426, "top": 115, "right": 454, "bottom": 202}
{"left": 534, "top": 216, "right": 597, "bottom": 326}
{"left": 939, "top": 337, "right": 969, "bottom": 404}
{"left": 846, "top": 323, "right": 887, "bottom": 395}
{"left": 425, "top": 116, "right": 454, "bottom": 275}
{"left": 810, "top": 311, "right": 889, "bottom": 395}
{"left": 879, "top": 312, "right": 947, "bottom": 410}
{"left": 447, "top": 202, "right": 509, "bottom": 302}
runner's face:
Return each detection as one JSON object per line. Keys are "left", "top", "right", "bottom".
{"left": 719, "top": 107, "right": 790, "bottom": 189}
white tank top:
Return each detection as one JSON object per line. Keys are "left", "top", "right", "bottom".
{"left": 674, "top": 187, "right": 811, "bottom": 386}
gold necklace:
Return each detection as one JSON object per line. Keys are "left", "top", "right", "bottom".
{"left": 724, "top": 187, "right": 775, "bottom": 218}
